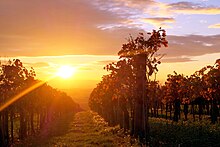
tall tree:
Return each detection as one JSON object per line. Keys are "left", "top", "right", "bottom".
{"left": 118, "top": 30, "right": 168, "bottom": 142}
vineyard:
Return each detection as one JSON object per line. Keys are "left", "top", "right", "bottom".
{"left": 89, "top": 29, "right": 220, "bottom": 146}
{"left": 0, "top": 59, "right": 82, "bottom": 146}
{"left": 0, "top": 29, "right": 219, "bottom": 146}
{"left": 0, "top": 0, "right": 220, "bottom": 146}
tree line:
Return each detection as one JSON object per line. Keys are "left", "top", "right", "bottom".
{"left": 0, "top": 59, "right": 81, "bottom": 146}
{"left": 89, "top": 29, "right": 220, "bottom": 144}
{"left": 154, "top": 61, "right": 220, "bottom": 123}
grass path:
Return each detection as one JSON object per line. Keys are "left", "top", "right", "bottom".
{"left": 16, "top": 111, "right": 137, "bottom": 147}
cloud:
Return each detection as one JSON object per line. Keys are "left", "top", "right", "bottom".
{"left": 142, "top": 17, "right": 175, "bottom": 28}
{"left": 0, "top": 0, "right": 127, "bottom": 56}
{"left": 159, "top": 35, "right": 220, "bottom": 57}
{"left": 208, "top": 23, "right": 220, "bottom": 28}
{"left": 96, "top": 60, "right": 118, "bottom": 65}
{"left": 92, "top": 0, "right": 220, "bottom": 33}
{"left": 115, "top": 0, "right": 156, "bottom": 9}
{"left": 202, "top": 43, "right": 213, "bottom": 47}
{"left": 24, "top": 62, "right": 50, "bottom": 68}
{"left": 97, "top": 1, "right": 220, "bottom": 18}
{"left": 199, "top": 20, "right": 207, "bottom": 24}
{"left": 168, "top": 2, "right": 220, "bottom": 15}
{"left": 161, "top": 57, "right": 195, "bottom": 63}
{"left": 78, "top": 67, "right": 94, "bottom": 71}
{"left": 96, "top": 0, "right": 156, "bottom": 10}
{"left": 0, "top": 0, "right": 220, "bottom": 58}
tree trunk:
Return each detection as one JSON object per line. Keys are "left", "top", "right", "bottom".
{"left": 130, "top": 109, "right": 134, "bottom": 136}
{"left": 153, "top": 102, "right": 156, "bottom": 117}
{"left": 192, "top": 104, "right": 195, "bottom": 121}
{"left": 10, "top": 110, "right": 14, "bottom": 143}
{"left": 133, "top": 54, "right": 148, "bottom": 143}
{"left": 211, "top": 99, "right": 218, "bottom": 124}
{"left": 40, "top": 110, "right": 45, "bottom": 129}
{"left": 4, "top": 110, "right": 9, "bottom": 146}
{"left": 20, "top": 109, "right": 27, "bottom": 140}
{"left": 206, "top": 103, "right": 210, "bottom": 115}
{"left": 0, "top": 113, "right": 3, "bottom": 146}
{"left": 30, "top": 111, "right": 35, "bottom": 134}
{"left": 121, "top": 105, "right": 129, "bottom": 131}
{"left": 169, "top": 102, "right": 172, "bottom": 120}
{"left": 199, "top": 104, "right": 203, "bottom": 120}
{"left": 165, "top": 103, "right": 168, "bottom": 120}
{"left": 36, "top": 113, "right": 40, "bottom": 131}
{"left": 119, "top": 109, "right": 123, "bottom": 128}
{"left": 1, "top": 111, "right": 7, "bottom": 147}
{"left": 150, "top": 107, "right": 153, "bottom": 117}
{"left": 173, "top": 99, "right": 180, "bottom": 122}
{"left": 184, "top": 103, "right": 188, "bottom": 120}
{"left": 156, "top": 103, "right": 159, "bottom": 117}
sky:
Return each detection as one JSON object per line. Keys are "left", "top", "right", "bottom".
{"left": 0, "top": 0, "right": 220, "bottom": 90}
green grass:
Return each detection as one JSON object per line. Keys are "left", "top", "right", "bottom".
{"left": 149, "top": 117, "right": 220, "bottom": 146}
{"left": 15, "top": 110, "right": 220, "bottom": 146}
{"left": 15, "top": 111, "right": 138, "bottom": 147}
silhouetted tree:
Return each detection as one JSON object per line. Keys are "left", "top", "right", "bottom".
{"left": 0, "top": 59, "right": 81, "bottom": 146}
{"left": 89, "top": 29, "right": 168, "bottom": 144}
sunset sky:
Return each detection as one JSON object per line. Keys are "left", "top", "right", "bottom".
{"left": 1, "top": 0, "right": 220, "bottom": 90}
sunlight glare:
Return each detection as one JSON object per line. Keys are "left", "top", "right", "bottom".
{"left": 56, "top": 65, "right": 76, "bottom": 79}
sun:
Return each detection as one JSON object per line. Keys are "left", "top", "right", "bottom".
{"left": 56, "top": 65, "right": 76, "bottom": 79}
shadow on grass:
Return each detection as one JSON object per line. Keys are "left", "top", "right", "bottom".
{"left": 15, "top": 112, "right": 75, "bottom": 147}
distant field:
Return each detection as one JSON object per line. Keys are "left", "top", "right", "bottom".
{"left": 62, "top": 88, "right": 93, "bottom": 110}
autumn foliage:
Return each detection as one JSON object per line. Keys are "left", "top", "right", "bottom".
{"left": 89, "top": 29, "right": 168, "bottom": 143}
{"left": 89, "top": 29, "right": 220, "bottom": 145}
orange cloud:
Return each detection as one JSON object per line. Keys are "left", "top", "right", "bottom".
{"left": 0, "top": 0, "right": 128, "bottom": 56}
{"left": 24, "top": 62, "right": 50, "bottom": 68}
{"left": 143, "top": 1, "right": 220, "bottom": 16}
{"left": 173, "top": 8, "right": 220, "bottom": 15}
{"left": 142, "top": 17, "right": 175, "bottom": 28}
{"left": 161, "top": 57, "right": 195, "bottom": 63}
{"left": 208, "top": 23, "right": 220, "bottom": 28}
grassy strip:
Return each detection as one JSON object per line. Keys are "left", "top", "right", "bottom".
{"left": 15, "top": 111, "right": 138, "bottom": 147}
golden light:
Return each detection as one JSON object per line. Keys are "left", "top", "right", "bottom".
{"left": 56, "top": 65, "right": 76, "bottom": 79}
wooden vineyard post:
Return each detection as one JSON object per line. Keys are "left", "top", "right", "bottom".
{"left": 133, "top": 54, "right": 149, "bottom": 143}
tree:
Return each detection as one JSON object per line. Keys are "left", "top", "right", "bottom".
{"left": 118, "top": 29, "right": 168, "bottom": 142}
{"left": 0, "top": 59, "right": 81, "bottom": 146}
{"left": 205, "top": 60, "right": 220, "bottom": 123}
